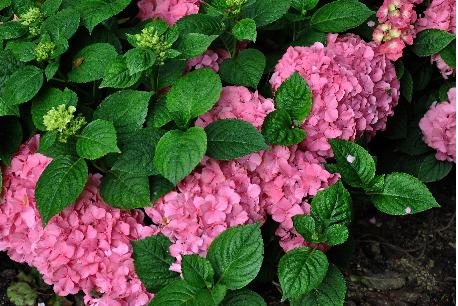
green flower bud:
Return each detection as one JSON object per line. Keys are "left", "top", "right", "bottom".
{"left": 43, "top": 105, "right": 86, "bottom": 142}
{"left": 20, "top": 7, "right": 43, "bottom": 36}
{"left": 134, "top": 27, "right": 173, "bottom": 64}
{"left": 35, "top": 41, "right": 56, "bottom": 62}
{"left": 226, "top": 0, "right": 248, "bottom": 14}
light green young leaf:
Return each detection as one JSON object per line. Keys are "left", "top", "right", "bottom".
{"left": 278, "top": 247, "right": 329, "bottom": 299}
{"left": 76, "top": 119, "right": 119, "bottom": 160}
{"left": 68, "top": 43, "right": 118, "bottom": 83}
{"left": 370, "top": 172, "right": 440, "bottom": 215}
{"left": 3, "top": 65, "right": 43, "bottom": 105}
{"left": 261, "top": 110, "right": 306, "bottom": 146}
{"left": 207, "top": 223, "right": 263, "bottom": 289}
{"left": 181, "top": 255, "right": 215, "bottom": 288}
{"left": 35, "top": 156, "right": 88, "bottom": 225}
{"left": 232, "top": 18, "right": 257, "bottom": 42}
{"left": 154, "top": 127, "right": 207, "bottom": 184}
{"left": 219, "top": 49, "right": 265, "bottom": 88}
{"left": 412, "top": 29, "right": 455, "bottom": 57}
{"left": 275, "top": 71, "right": 313, "bottom": 121}
{"left": 205, "top": 119, "right": 269, "bottom": 160}
{"left": 132, "top": 235, "right": 180, "bottom": 292}
{"left": 311, "top": 0, "right": 374, "bottom": 32}
{"left": 166, "top": 68, "right": 222, "bottom": 127}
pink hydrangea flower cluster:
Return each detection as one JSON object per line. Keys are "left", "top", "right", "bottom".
{"left": 137, "top": 0, "right": 200, "bottom": 25}
{"left": 372, "top": 0, "right": 420, "bottom": 61}
{"left": 416, "top": 0, "right": 456, "bottom": 78}
{"left": 419, "top": 88, "right": 456, "bottom": 162}
{"left": 0, "top": 136, "right": 156, "bottom": 306}
{"left": 270, "top": 34, "right": 400, "bottom": 160}
{"left": 186, "top": 49, "right": 231, "bottom": 72}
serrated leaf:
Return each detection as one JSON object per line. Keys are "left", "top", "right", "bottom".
{"left": 68, "top": 43, "right": 118, "bottom": 83}
{"left": 207, "top": 223, "right": 263, "bottom": 289}
{"left": 41, "top": 0, "right": 62, "bottom": 16}
{"left": 150, "top": 175, "right": 175, "bottom": 203}
{"left": 93, "top": 90, "right": 151, "bottom": 135}
{"left": 329, "top": 139, "right": 376, "bottom": 188}
{"left": 3, "top": 65, "right": 43, "bottom": 105}
{"left": 0, "top": 50, "right": 23, "bottom": 89}
{"left": 240, "top": 0, "right": 291, "bottom": 27}
{"left": 38, "top": 135, "right": 77, "bottom": 158}
{"left": 78, "top": 0, "right": 131, "bottom": 32}
{"left": 310, "top": 180, "right": 352, "bottom": 226}
{"left": 146, "top": 96, "right": 173, "bottom": 129}
{"left": 124, "top": 47, "right": 156, "bottom": 75}
{"left": 325, "top": 224, "right": 349, "bottom": 245}
{"left": 132, "top": 235, "right": 179, "bottom": 292}
{"left": 0, "top": 21, "right": 27, "bottom": 40}
{"left": 0, "top": 96, "right": 20, "bottom": 117}
{"left": 261, "top": 109, "right": 306, "bottom": 146}
{"left": 149, "top": 280, "right": 214, "bottom": 306}
{"left": 6, "top": 41, "right": 35, "bottom": 62}
{"left": 45, "top": 61, "right": 59, "bottom": 80}
{"left": 112, "top": 128, "right": 165, "bottom": 176}
{"left": 291, "top": 264, "right": 346, "bottom": 306}
{"left": 219, "top": 49, "right": 265, "bottom": 88}
{"left": 0, "top": 117, "right": 23, "bottom": 165}
{"left": 204, "top": 119, "right": 268, "bottom": 160}
{"left": 439, "top": 40, "right": 456, "bottom": 68}
{"left": 232, "top": 18, "right": 257, "bottom": 42}
{"left": 35, "top": 156, "right": 88, "bottom": 225}
{"left": 100, "top": 56, "right": 141, "bottom": 88}
{"left": 156, "top": 59, "right": 186, "bottom": 90}
{"left": 154, "top": 127, "right": 207, "bottom": 184}
{"left": 176, "top": 33, "right": 218, "bottom": 59}
{"left": 100, "top": 172, "right": 150, "bottom": 209}
{"left": 76, "top": 119, "right": 119, "bottom": 160}
{"left": 275, "top": 71, "right": 313, "bottom": 121}
{"left": 41, "top": 8, "right": 80, "bottom": 41}
{"left": 370, "top": 172, "right": 440, "bottom": 215}
{"left": 221, "top": 289, "right": 267, "bottom": 306}
{"left": 293, "top": 215, "right": 322, "bottom": 243}
{"left": 417, "top": 154, "right": 453, "bottom": 183}
{"left": 278, "top": 247, "right": 329, "bottom": 299}
{"left": 31, "top": 87, "right": 77, "bottom": 131}
{"left": 176, "top": 13, "right": 225, "bottom": 35}
{"left": 412, "top": 29, "right": 455, "bottom": 57}
{"left": 181, "top": 255, "right": 214, "bottom": 288}
{"left": 166, "top": 68, "right": 222, "bottom": 127}
{"left": 311, "top": 0, "right": 373, "bottom": 32}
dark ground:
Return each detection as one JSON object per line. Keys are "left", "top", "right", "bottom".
{"left": 0, "top": 174, "right": 455, "bottom": 306}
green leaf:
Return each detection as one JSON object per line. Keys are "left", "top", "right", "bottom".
{"left": 329, "top": 139, "right": 376, "bottom": 188}
{"left": 0, "top": 117, "right": 23, "bottom": 165}
{"left": 100, "top": 172, "right": 150, "bottom": 209}
{"left": 149, "top": 280, "right": 214, "bottom": 306}
{"left": 100, "top": 56, "right": 141, "bottom": 88}
{"left": 38, "top": 134, "right": 77, "bottom": 158}
{"left": 78, "top": 0, "right": 131, "bottom": 32}
{"left": 76, "top": 119, "right": 119, "bottom": 160}
{"left": 0, "top": 0, "right": 11, "bottom": 10}
{"left": 261, "top": 110, "right": 306, "bottom": 146}
{"left": 291, "top": 264, "right": 346, "bottom": 306}
{"left": 207, "top": 223, "right": 263, "bottom": 289}
{"left": 3, "top": 65, "right": 43, "bottom": 105}
{"left": 154, "top": 127, "right": 207, "bottom": 184}
{"left": 417, "top": 154, "right": 453, "bottom": 183}
{"left": 394, "top": 60, "right": 404, "bottom": 80}
{"left": 35, "top": 156, "right": 88, "bottom": 225}
{"left": 221, "top": 289, "right": 267, "bottom": 306}
{"left": 439, "top": 40, "right": 456, "bottom": 68}
{"left": 293, "top": 215, "right": 322, "bottom": 243}
{"left": 240, "top": 0, "right": 291, "bottom": 27}
{"left": 146, "top": 97, "right": 173, "bottom": 129}
{"left": 412, "top": 29, "right": 455, "bottom": 57}
{"left": 278, "top": 247, "right": 329, "bottom": 299}
{"left": 124, "top": 47, "right": 156, "bottom": 75}
{"left": 275, "top": 71, "right": 313, "bottom": 121}
{"left": 68, "top": 43, "right": 118, "bottom": 83}
{"left": 176, "top": 33, "right": 218, "bottom": 59}
{"left": 204, "top": 119, "right": 268, "bottom": 160}
{"left": 31, "top": 87, "right": 77, "bottom": 131}
{"left": 0, "top": 50, "right": 23, "bottom": 89}
{"left": 210, "top": 284, "right": 228, "bottom": 305}
{"left": 325, "top": 224, "right": 349, "bottom": 245}
{"left": 150, "top": 175, "right": 175, "bottom": 203}
{"left": 219, "top": 49, "right": 266, "bottom": 88}
{"left": 166, "top": 68, "right": 222, "bottom": 127}
{"left": 93, "top": 90, "right": 151, "bottom": 135}
{"left": 41, "top": 0, "right": 62, "bottom": 16}
{"left": 0, "top": 22, "right": 27, "bottom": 40}
{"left": 291, "top": 0, "right": 319, "bottom": 12}
{"left": 156, "top": 59, "right": 186, "bottom": 90}
{"left": 181, "top": 255, "right": 215, "bottom": 288}
{"left": 400, "top": 70, "right": 413, "bottom": 103}
{"left": 112, "top": 128, "right": 165, "bottom": 176}
{"left": 6, "top": 41, "right": 35, "bottom": 62}
{"left": 232, "top": 18, "right": 257, "bottom": 42}
{"left": 0, "top": 97, "right": 19, "bottom": 117}
{"left": 176, "top": 14, "right": 225, "bottom": 35}
{"left": 41, "top": 8, "right": 80, "bottom": 41}
{"left": 132, "top": 235, "right": 179, "bottom": 292}
{"left": 370, "top": 172, "right": 440, "bottom": 215}
{"left": 311, "top": 0, "right": 374, "bottom": 32}
{"left": 310, "top": 180, "right": 352, "bottom": 226}
{"left": 45, "top": 61, "right": 59, "bottom": 80}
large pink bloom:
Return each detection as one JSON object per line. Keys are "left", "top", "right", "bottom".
{"left": 0, "top": 136, "right": 156, "bottom": 306}
{"left": 270, "top": 34, "right": 400, "bottom": 159}
{"left": 137, "top": 0, "right": 200, "bottom": 25}
{"left": 186, "top": 49, "right": 231, "bottom": 72}
{"left": 419, "top": 88, "right": 456, "bottom": 162}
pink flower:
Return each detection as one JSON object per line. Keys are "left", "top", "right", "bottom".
{"left": 186, "top": 49, "right": 230, "bottom": 72}
{"left": 270, "top": 33, "right": 400, "bottom": 159}
{"left": 377, "top": 37, "right": 406, "bottom": 61}
{"left": 419, "top": 88, "right": 456, "bottom": 162}
{"left": 137, "top": 0, "right": 200, "bottom": 25}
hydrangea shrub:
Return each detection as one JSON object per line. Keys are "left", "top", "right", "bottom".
{"left": 0, "top": 0, "right": 454, "bottom": 305}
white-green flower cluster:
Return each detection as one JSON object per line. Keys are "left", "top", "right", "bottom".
{"left": 43, "top": 105, "right": 86, "bottom": 142}
{"left": 134, "top": 27, "right": 173, "bottom": 64}
{"left": 20, "top": 7, "right": 43, "bottom": 36}
{"left": 35, "top": 41, "right": 56, "bottom": 61}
